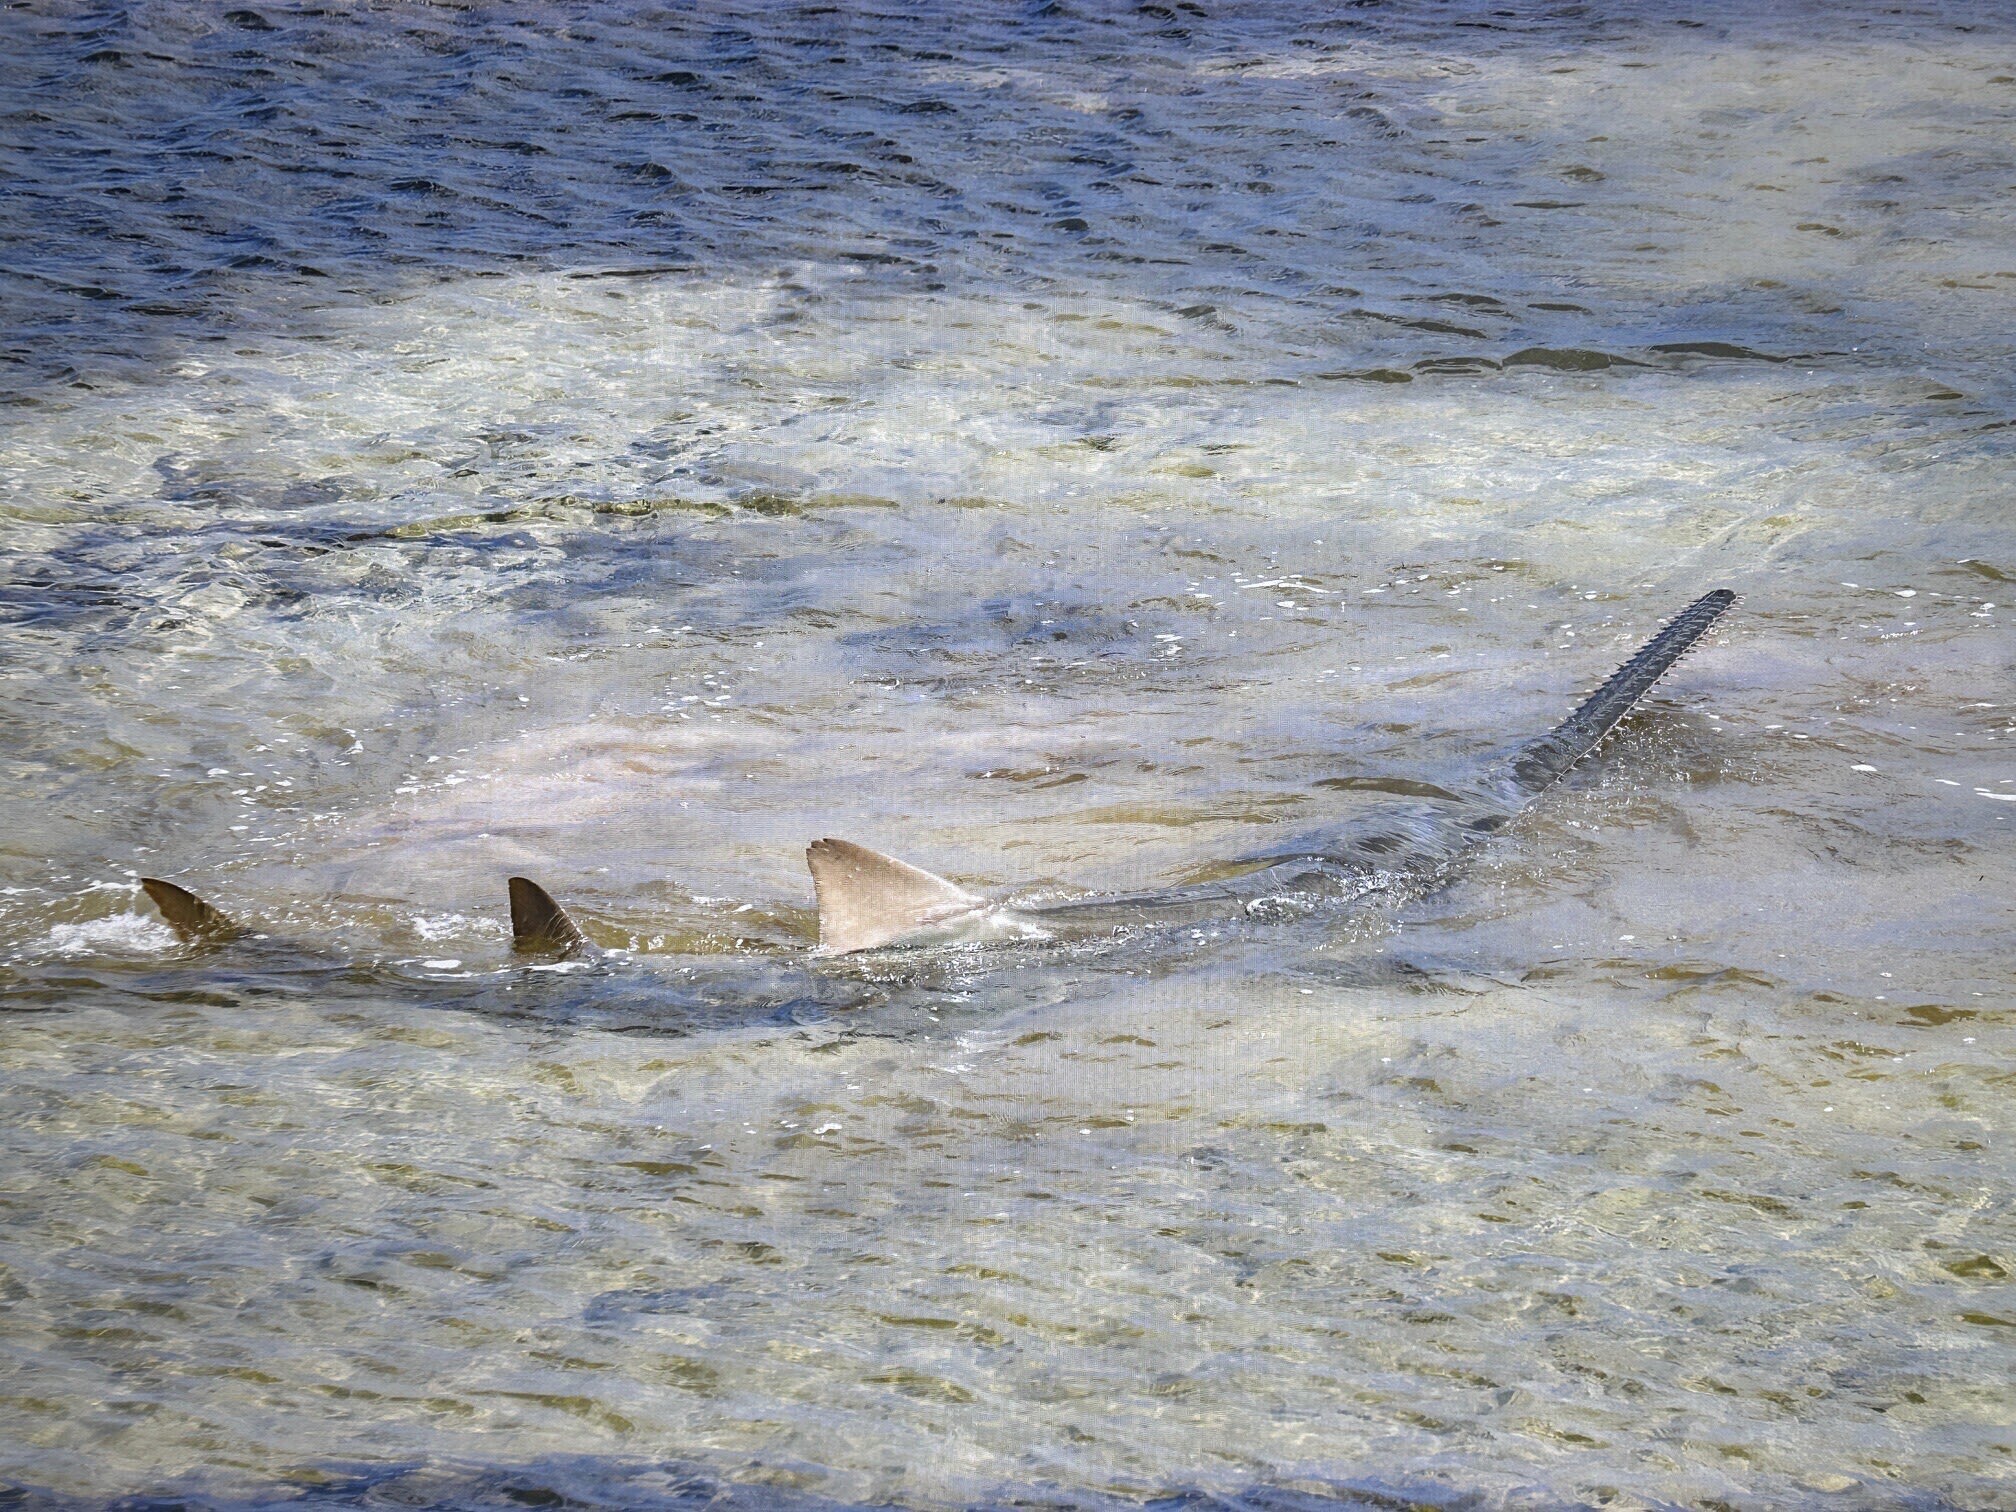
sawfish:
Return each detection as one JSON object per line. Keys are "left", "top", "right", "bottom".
{"left": 137, "top": 590, "right": 1738, "bottom": 1006}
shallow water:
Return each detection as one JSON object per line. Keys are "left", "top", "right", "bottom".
{"left": 2, "top": 2, "right": 2012, "bottom": 1508}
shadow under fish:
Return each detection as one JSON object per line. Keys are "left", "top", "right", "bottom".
{"left": 133, "top": 590, "right": 1740, "bottom": 1034}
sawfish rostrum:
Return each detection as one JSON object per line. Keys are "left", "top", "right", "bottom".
{"left": 141, "top": 590, "right": 1738, "bottom": 996}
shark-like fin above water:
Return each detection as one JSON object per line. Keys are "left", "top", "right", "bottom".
{"left": 508, "top": 875, "right": 592, "bottom": 956}
{"left": 139, "top": 877, "right": 242, "bottom": 944}
{"left": 806, "top": 838, "right": 986, "bottom": 955}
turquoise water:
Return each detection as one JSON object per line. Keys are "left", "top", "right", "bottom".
{"left": 1, "top": 3, "right": 2011, "bottom": 1508}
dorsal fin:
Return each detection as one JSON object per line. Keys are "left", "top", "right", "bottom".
{"left": 806, "top": 838, "right": 984, "bottom": 955}
{"left": 139, "top": 877, "right": 241, "bottom": 943}
{"left": 508, "top": 876, "right": 591, "bottom": 955}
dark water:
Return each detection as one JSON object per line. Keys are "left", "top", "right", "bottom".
{"left": 2, "top": 3, "right": 2012, "bottom": 1509}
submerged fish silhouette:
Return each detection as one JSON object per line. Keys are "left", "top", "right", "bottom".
{"left": 142, "top": 589, "right": 1738, "bottom": 971}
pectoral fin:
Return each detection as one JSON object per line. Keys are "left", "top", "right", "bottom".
{"left": 139, "top": 878, "right": 242, "bottom": 944}
{"left": 806, "top": 838, "right": 985, "bottom": 955}
{"left": 508, "top": 876, "right": 591, "bottom": 956}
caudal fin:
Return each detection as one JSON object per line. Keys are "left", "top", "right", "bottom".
{"left": 1507, "top": 588, "right": 1738, "bottom": 797}
{"left": 806, "top": 838, "right": 984, "bottom": 955}
{"left": 508, "top": 876, "right": 591, "bottom": 955}
{"left": 139, "top": 877, "right": 242, "bottom": 943}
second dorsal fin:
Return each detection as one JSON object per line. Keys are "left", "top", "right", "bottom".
{"left": 139, "top": 877, "right": 242, "bottom": 944}
{"left": 806, "top": 838, "right": 984, "bottom": 955}
{"left": 508, "top": 876, "right": 591, "bottom": 956}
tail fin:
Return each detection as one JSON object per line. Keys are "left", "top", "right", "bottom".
{"left": 140, "top": 878, "right": 242, "bottom": 944}
{"left": 508, "top": 876, "right": 591, "bottom": 955}
{"left": 1507, "top": 588, "right": 1738, "bottom": 797}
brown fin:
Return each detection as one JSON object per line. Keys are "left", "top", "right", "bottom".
{"left": 805, "top": 837, "right": 984, "bottom": 955}
{"left": 508, "top": 876, "right": 591, "bottom": 955}
{"left": 139, "top": 877, "right": 242, "bottom": 943}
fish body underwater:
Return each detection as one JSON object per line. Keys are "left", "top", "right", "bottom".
{"left": 796, "top": 588, "right": 1738, "bottom": 954}
{"left": 137, "top": 589, "right": 1738, "bottom": 1032}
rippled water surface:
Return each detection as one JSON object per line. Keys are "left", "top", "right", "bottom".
{"left": 2, "top": 2, "right": 2012, "bottom": 1509}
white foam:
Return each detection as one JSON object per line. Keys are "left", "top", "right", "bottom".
{"left": 43, "top": 913, "right": 178, "bottom": 957}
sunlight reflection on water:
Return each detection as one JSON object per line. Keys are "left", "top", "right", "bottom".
{"left": 0, "top": 3, "right": 2011, "bottom": 1509}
